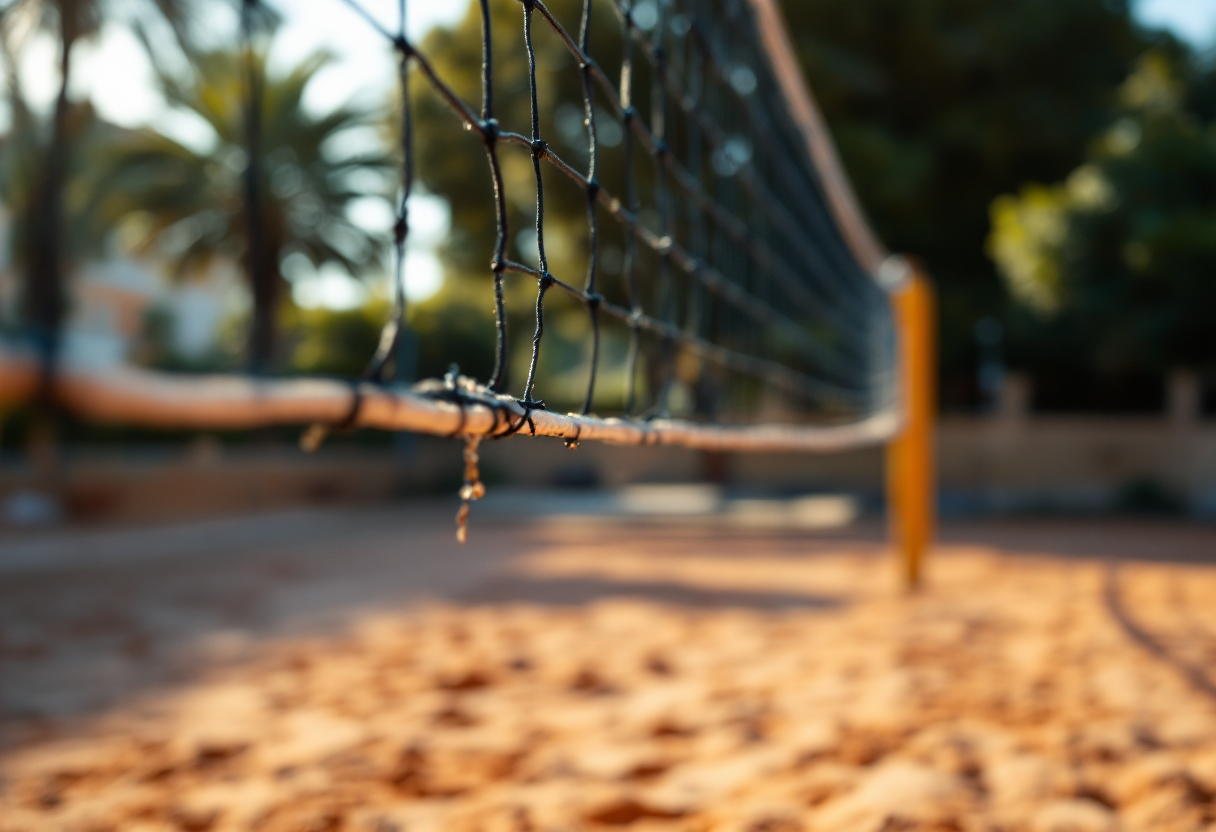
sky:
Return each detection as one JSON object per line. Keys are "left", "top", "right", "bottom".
{"left": 3, "top": 0, "right": 1215, "bottom": 308}
{"left": 1138, "top": 0, "right": 1216, "bottom": 47}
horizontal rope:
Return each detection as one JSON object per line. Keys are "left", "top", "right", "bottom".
{"left": 0, "top": 343, "right": 900, "bottom": 454}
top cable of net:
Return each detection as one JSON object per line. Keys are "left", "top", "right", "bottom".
{"left": 329, "top": 0, "right": 896, "bottom": 425}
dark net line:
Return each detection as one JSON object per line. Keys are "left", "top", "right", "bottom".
{"left": 674, "top": 3, "right": 866, "bottom": 291}
{"left": 482, "top": 1, "right": 865, "bottom": 394}
{"left": 527, "top": 0, "right": 872, "bottom": 359}
{"left": 576, "top": 0, "right": 603, "bottom": 416}
{"left": 326, "top": 0, "right": 893, "bottom": 424}
{"left": 365, "top": 0, "right": 414, "bottom": 383}
{"left": 610, "top": 0, "right": 870, "bottom": 323}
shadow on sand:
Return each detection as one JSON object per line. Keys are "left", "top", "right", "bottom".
{"left": 1103, "top": 561, "right": 1216, "bottom": 706}
{"left": 458, "top": 574, "right": 846, "bottom": 611}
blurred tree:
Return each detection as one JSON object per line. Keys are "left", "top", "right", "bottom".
{"left": 0, "top": 25, "right": 112, "bottom": 309}
{"left": 408, "top": 0, "right": 1162, "bottom": 408}
{"left": 988, "top": 51, "right": 1216, "bottom": 409}
{"left": 285, "top": 279, "right": 498, "bottom": 383}
{"left": 91, "top": 46, "right": 395, "bottom": 371}
{"left": 286, "top": 298, "right": 390, "bottom": 378}
{"left": 0, "top": 0, "right": 192, "bottom": 359}
{"left": 781, "top": 0, "right": 1158, "bottom": 405}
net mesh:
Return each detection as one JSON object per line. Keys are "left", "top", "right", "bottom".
{"left": 295, "top": 0, "right": 896, "bottom": 429}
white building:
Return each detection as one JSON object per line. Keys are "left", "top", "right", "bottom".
{"left": 0, "top": 206, "right": 238, "bottom": 366}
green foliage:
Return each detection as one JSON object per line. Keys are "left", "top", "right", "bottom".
{"left": 282, "top": 280, "right": 498, "bottom": 385}
{"left": 0, "top": 99, "right": 113, "bottom": 283}
{"left": 89, "top": 43, "right": 395, "bottom": 367}
{"left": 781, "top": 0, "right": 1155, "bottom": 394}
{"left": 412, "top": 0, "right": 625, "bottom": 288}
{"left": 405, "top": 0, "right": 1161, "bottom": 404}
{"left": 989, "top": 52, "right": 1216, "bottom": 377}
{"left": 988, "top": 183, "right": 1069, "bottom": 315}
{"left": 408, "top": 276, "right": 498, "bottom": 383}
{"left": 93, "top": 46, "right": 392, "bottom": 279}
{"left": 286, "top": 299, "right": 391, "bottom": 377}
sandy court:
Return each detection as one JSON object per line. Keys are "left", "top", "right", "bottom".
{"left": 1, "top": 507, "right": 1215, "bottom": 831}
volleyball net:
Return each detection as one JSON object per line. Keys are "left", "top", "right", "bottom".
{"left": 0, "top": 0, "right": 934, "bottom": 576}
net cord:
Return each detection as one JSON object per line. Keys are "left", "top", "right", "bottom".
{"left": 0, "top": 344, "right": 901, "bottom": 452}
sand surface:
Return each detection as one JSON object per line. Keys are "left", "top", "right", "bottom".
{"left": 2, "top": 507, "right": 1215, "bottom": 831}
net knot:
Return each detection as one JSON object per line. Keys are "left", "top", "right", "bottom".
{"left": 490, "top": 253, "right": 506, "bottom": 273}
{"left": 539, "top": 271, "right": 555, "bottom": 290}
{"left": 585, "top": 177, "right": 600, "bottom": 199}
{"left": 393, "top": 35, "right": 413, "bottom": 58}
{"left": 621, "top": 105, "right": 636, "bottom": 124}
{"left": 516, "top": 399, "right": 545, "bottom": 438}
{"left": 480, "top": 118, "right": 499, "bottom": 144}
{"left": 652, "top": 45, "right": 666, "bottom": 65}
{"left": 585, "top": 292, "right": 602, "bottom": 311}
{"left": 393, "top": 216, "right": 408, "bottom": 243}
{"left": 654, "top": 138, "right": 669, "bottom": 159}
{"left": 530, "top": 137, "right": 548, "bottom": 157}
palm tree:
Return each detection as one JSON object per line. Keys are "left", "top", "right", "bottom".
{"left": 92, "top": 46, "right": 395, "bottom": 370}
{"left": 0, "top": 17, "right": 114, "bottom": 275}
{"left": 0, "top": 0, "right": 192, "bottom": 362}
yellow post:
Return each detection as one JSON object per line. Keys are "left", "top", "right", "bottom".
{"left": 887, "top": 262, "right": 935, "bottom": 588}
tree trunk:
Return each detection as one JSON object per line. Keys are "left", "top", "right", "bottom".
{"left": 248, "top": 246, "right": 278, "bottom": 373}
{"left": 23, "top": 14, "right": 77, "bottom": 494}
{"left": 25, "top": 20, "right": 76, "bottom": 381}
{"left": 240, "top": 0, "right": 274, "bottom": 374}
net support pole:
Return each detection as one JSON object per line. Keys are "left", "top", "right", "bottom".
{"left": 886, "top": 263, "right": 935, "bottom": 588}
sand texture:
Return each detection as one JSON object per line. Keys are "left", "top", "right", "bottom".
{"left": 2, "top": 509, "right": 1215, "bottom": 831}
